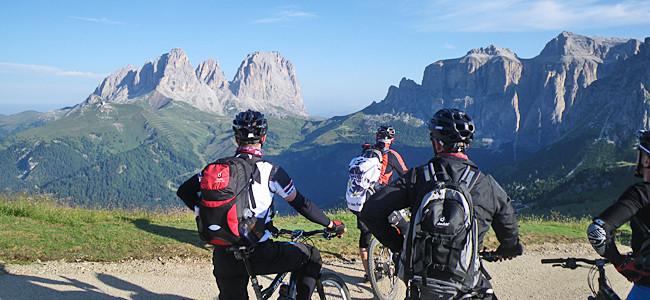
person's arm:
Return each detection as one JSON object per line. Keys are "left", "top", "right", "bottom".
{"left": 388, "top": 150, "right": 409, "bottom": 177}
{"left": 269, "top": 166, "right": 332, "bottom": 228}
{"left": 588, "top": 184, "right": 647, "bottom": 265}
{"left": 488, "top": 175, "right": 522, "bottom": 257}
{"left": 176, "top": 174, "right": 201, "bottom": 210}
{"left": 360, "top": 169, "right": 414, "bottom": 253}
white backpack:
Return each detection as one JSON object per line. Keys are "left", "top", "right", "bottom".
{"left": 345, "top": 148, "right": 383, "bottom": 212}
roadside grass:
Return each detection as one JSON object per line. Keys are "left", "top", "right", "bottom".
{"left": 0, "top": 195, "right": 631, "bottom": 263}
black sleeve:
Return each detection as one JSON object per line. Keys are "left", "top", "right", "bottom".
{"left": 288, "top": 192, "right": 331, "bottom": 227}
{"left": 598, "top": 183, "right": 648, "bottom": 229}
{"left": 176, "top": 174, "right": 201, "bottom": 210}
{"left": 596, "top": 184, "right": 648, "bottom": 263}
{"left": 360, "top": 169, "right": 414, "bottom": 253}
{"left": 487, "top": 175, "right": 520, "bottom": 249}
{"left": 388, "top": 150, "right": 408, "bottom": 177}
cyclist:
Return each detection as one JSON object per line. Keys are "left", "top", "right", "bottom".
{"left": 360, "top": 108, "right": 523, "bottom": 299}
{"left": 373, "top": 125, "right": 409, "bottom": 187}
{"left": 176, "top": 110, "right": 345, "bottom": 300}
{"left": 356, "top": 125, "right": 409, "bottom": 281}
{"left": 588, "top": 130, "right": 650, "bottom": 300}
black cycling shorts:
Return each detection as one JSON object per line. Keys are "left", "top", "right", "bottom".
{"left": 352, "top": 211, "right": 372, "bottom": 249}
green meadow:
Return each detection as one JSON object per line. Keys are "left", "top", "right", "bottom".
{"left": 0, "top": 194, "right": 630, "bottom": 264}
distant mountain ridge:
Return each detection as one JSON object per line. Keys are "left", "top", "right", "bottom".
{"left": 83, "top": 49, "right": 307, "bottom": 118}
{"left": 1, "top": 32, "right": 649, "bottom": 216}
{"left": 364, "top": 32, "right": 642, "bottom": 152}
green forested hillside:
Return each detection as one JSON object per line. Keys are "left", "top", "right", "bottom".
{"left": 0, "top": 98, "right": 642, "bottom": 216}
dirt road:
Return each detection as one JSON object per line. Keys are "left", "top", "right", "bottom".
{"left": 0, "top": 243, "right": 634, "bottom": 299}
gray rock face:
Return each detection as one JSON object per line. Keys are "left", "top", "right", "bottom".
{"left": 365, "top": 32, "right": 642, "bottom": 151}
{"left": 195, "top": 59, "right": 230, "bottom": 92}
{"left": 82, "top": 49, "right": 308, "bottom": 118}
{"left": 230, "top": 51, "right": 307, "bottom": 117}
{"left": 561, "top": 37, "right": 650, "bottom": 143}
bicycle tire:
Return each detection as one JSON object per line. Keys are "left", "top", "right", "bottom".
{"left": 313, "top": 272, "right": 351, "bottom": 300}
{"left": 368, "top": 238, "right": 399, "bottom": 300}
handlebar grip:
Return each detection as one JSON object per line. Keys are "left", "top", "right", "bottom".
{"left": 541, "top": 258, "right": 565, "bottom": 264}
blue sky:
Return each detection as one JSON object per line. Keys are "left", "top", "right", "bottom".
{"left": 1, "top": 0, "right": 650, "bottom": 116}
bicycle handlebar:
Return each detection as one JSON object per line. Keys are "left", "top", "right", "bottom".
{"left": 273, "top": 228, "right": 335, "bottom": 240}
{"left": 541, "top": 257, "right": 609, "bottom": 269}
{"left": 479, "top": 251, "right": 502, "bottom": 262}
{"left": 541, "top": 258, "right": 568, "bottom": 264}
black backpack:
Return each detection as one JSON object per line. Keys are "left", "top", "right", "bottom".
{"left": 196, "top": 156, "right": 267, "bottom": 246}
{"left": 403, "top": 159, "right": 481, "bottom": 299}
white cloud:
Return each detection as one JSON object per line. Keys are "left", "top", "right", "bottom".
{"left": 70, "top": 16, "right": 126, "bottom": 25}
{"left": 411, "top": 0, "right": 650, "bottom": 32}
{"left": 0, "top": 62, "right": 106, "bottom": 78}
{"left": 254, "top": 9, "right": 317, "bottom": 24}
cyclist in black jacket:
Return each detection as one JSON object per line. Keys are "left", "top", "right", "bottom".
{"left": 588, "top": 130, "right": 650, "bottom": 299}
{"left": 360, "top": 108, "right": 522, "bottom": 299}
{"left": 177, "top": 110, "right": 345, "bottom": 300}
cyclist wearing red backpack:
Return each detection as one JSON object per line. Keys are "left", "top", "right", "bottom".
{"left": 176, "top": 110, "right": 345, "bottom": 300}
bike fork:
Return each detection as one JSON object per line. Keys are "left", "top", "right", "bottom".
{"left": 241, "top": 256, "right": 264, "bottom": 300}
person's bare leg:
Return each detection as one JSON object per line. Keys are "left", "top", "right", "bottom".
{"left": 359, "top": 247, "right": 369, "bottom": 279}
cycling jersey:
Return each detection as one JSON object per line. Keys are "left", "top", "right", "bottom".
{"left": 177, "top": 149, "right": 330, "bottom": 300}
{"left": 177, "top": 151, "right": 330, "bottom": 243}
{"left": 378, "top": 148, "right": 408, "bottom": 185}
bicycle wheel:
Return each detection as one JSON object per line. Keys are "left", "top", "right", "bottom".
{"left": 312, "top": 272, "right": 351, "bottom": 300}
{"left": 368, "top": 237, "right": 399, "bottom": 300}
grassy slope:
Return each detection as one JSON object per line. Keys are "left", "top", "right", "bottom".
{"left": 0, "top": 195, "right": 632, "bottom": 264}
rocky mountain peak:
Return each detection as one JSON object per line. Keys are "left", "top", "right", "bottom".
{"left": 92, "top": 65, "right": 138, "bottom": 102}
{"left": 538, "top": 31, "right": 634, "bottom": 61}
{"left": 466, "top": 45, "right": 517, "bottom": 59}
{"left": 230, "top": 51, "right": 307, "bottom": 117}
{"left": 195, "top": 59, "right": 229, "bottom": 91}
{"left": 81, "top": 49, "right": 308, "bottom": 118}
{"left": 370, "top": 32, "right": 643, "bottom": 152}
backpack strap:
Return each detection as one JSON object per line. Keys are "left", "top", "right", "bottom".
{"left": 459, "top": 165, "right": 480, "bottom": 191}
{"left": 229, "top": 156, "right": 259, "bottom": 210}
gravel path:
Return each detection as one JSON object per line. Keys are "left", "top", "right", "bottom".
{"left": 0, "top": 243, "right": 634, "bottom": 300}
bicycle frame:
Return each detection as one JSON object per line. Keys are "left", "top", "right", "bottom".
{"left": 592, "top": 259, "right": 620, "bottom": 300}
{"left": 232, "top": 228, "right": 335, "bottom": 300}
{"left": 541, "top": 257, "right": 621, "bottom": 300}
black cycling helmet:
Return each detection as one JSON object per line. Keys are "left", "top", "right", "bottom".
{"left": 233, "top": 110, "right": 268, "bottom": 144}
{"left": 429, "top": 108, "right": 474, "bottom": 151}
{"left": 376, "top": 125, "right": 396, "bottom": 141}
{"left": 635, "top": 130, "right": 650, "bottom": 177}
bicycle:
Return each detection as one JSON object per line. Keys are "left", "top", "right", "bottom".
{"left": 368, "top": 237, "right": 399, "bottom": 300}
{"left": 368, "top": 236, "right": 502, "bottom": 300}
{"left": 367, "top": 209, "right": 410, "bottom": 300}
{"left": 228, "top": 228, "right": 351, "bottom": 300}
{"left": 541, "top": 257, "right": 621, "bottom": 300}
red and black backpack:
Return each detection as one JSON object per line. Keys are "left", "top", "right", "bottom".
{"left": 196, "top": 156, "right": 267, "bottom": 246}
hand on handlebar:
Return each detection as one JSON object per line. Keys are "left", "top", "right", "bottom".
{"left": 325, "top": 220, "right": 346, "bottom": 238}
{"left": 494, "top": 242, "right": 523, "bottom": 261}
{"left": 616, "top": 255, "right": 650, "bottom": 283}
